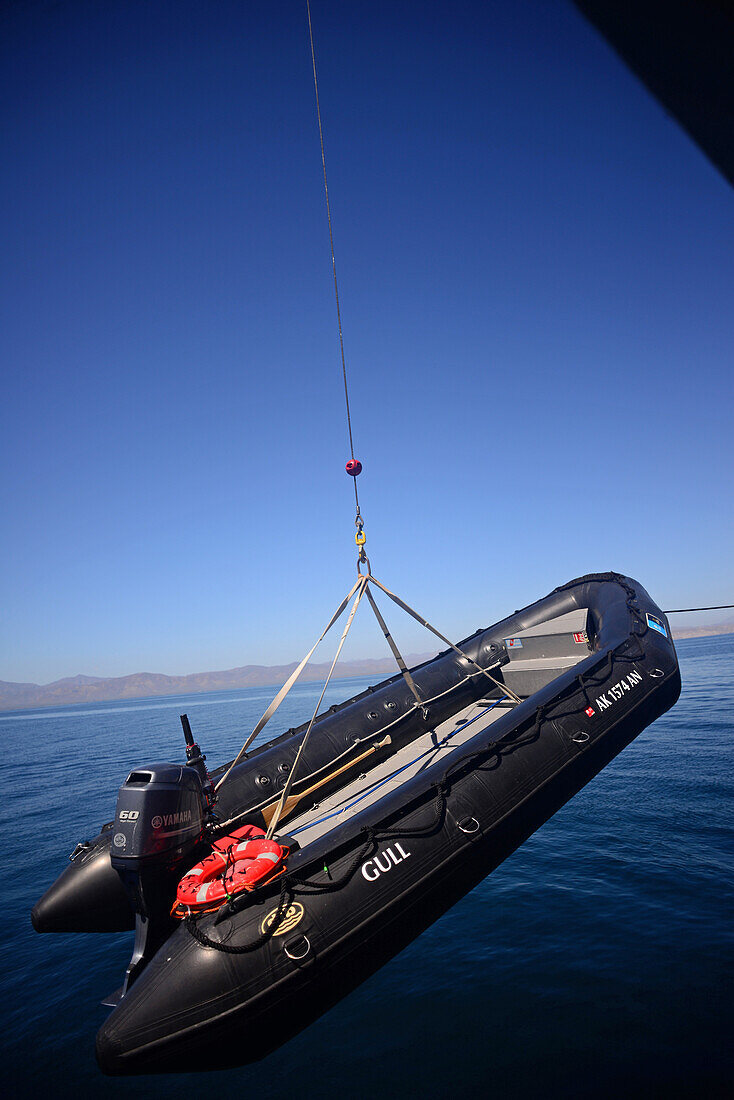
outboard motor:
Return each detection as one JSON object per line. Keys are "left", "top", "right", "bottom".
{"left": 107, "top": 715, "right": 215, "bottom": 1002}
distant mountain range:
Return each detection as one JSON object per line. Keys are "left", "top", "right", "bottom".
{"left": 0, "top": 654, "right": 436, "bottom": 712}
{"left": 2, "top": 620, "right": 731, "bottom": 713}
{"left": 668, "top": 621, "right": 734, "bottom": 640}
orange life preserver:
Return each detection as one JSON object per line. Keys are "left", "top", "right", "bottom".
{"left": 175, "top": 824, "right": 288, "bottom": 914}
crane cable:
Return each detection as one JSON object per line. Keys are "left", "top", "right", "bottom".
{"left": 306, "top": 0, "right": 363, "bottom": 538}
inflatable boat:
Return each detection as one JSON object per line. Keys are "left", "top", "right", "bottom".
{"left": 32, "top": 572, "right": 680, "bottom": 1075}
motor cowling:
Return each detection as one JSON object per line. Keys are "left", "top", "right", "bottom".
{"left": 110, "top": 763, "right": 207, "bottom": 871}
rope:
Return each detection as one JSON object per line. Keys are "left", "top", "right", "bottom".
{"left": 306, "top": 0, "right": 361, "bottom": 519}
{"left": 288, "top": 826, "right": 378, "bottom": 893}
{"left": 185, "top": 781, "right": 449, "bottom": 952}
{"left": 184, "top": 874, "right": 292, "bottom": 954}
{"left": 185, "top": 827, "right": 379, "bottom": 950}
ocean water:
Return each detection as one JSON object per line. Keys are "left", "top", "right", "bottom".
{"left": 2, "top": 635, "right": 732, "bottom": 1098}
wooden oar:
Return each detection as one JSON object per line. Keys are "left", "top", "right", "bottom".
{"left": 261, "top": 734, "right": 392, "bottom": 829}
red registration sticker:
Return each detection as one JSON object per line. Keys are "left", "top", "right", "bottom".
{"left": 585, "top": 706, "right": 595, "bottom": 717}
{"left": 573, "top": 632, "right": 586, "bottom": 644}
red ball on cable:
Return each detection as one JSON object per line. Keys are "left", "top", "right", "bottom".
{"left": 345, "top": 459, "right": 362, "bottom": 477}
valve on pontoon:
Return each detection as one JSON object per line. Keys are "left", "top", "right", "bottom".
{"left": 106, "top": 717, "right": 216, "bottom": 1004}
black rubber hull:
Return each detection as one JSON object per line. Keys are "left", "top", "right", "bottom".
{"left": 31, "top": 829, "right": 134, "bottom": 933}
{"left": 95, "top": 573, "right": 681, "bottom": 1075}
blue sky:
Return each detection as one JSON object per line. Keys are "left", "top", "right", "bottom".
{"left": 2, "top": 0, "right": 732, "bottom": 685}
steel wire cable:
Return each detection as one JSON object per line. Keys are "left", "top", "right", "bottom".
{"left": 306, "top": 0, "right": 360, "bottom": 519}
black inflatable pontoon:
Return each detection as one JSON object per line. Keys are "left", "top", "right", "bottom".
{"left": 32, "top": 572, "right": 680, "bottom": 1075}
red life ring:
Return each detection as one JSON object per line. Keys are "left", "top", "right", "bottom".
{"left": 175, "top": 824, "right": 287, "bottom": 912}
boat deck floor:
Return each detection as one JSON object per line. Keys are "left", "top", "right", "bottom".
{"left": 287, "top": 698, "right": 514, "bottom": 848}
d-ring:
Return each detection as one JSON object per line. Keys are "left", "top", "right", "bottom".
{"left": 458, "top": 816, "right": 480, "bottom": 834}
{"left": 284, "top": 935, "right": 311, "bottom": 961}
{"left": 649, "top": 668, "right": 665, "bottom": 678}
{"left": 572, "top": 731, "right": 590, "bottom": 744}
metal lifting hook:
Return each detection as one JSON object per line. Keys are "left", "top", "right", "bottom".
{"left": 354, "top": 507, "right": 368, "bottom": 569}
{"left": 355, "top": 515, "right": 369, "bottom": 573}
